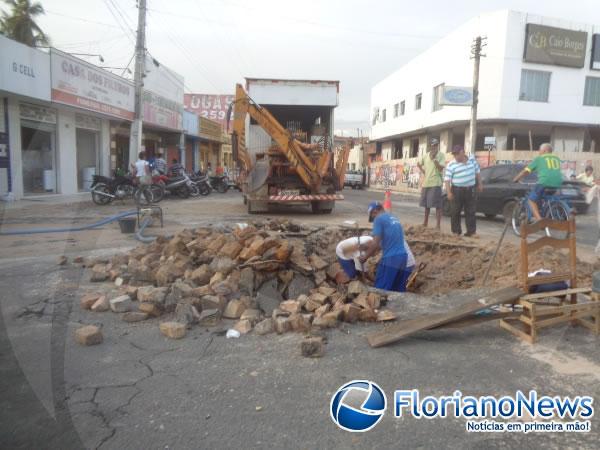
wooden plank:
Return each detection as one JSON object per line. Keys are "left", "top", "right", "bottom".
{"left": 500, "top": 318, "right": 535, "bottom": 344}
{"left": 366, "top": 286, "right": 524, "bottom": 348}
{"left": 433, "top": 311, "right": 521, "bottom": 329}
{"left": 519, "top": 287, "right": 591, "bottom": 301}
{"left": 523, "top": 218, "right": 571, "bottom": 235}
{"left": 526, "top": 273, "right": 571, "bottom": 287}
{"left": 532, "top": 302, "right": 600, "bottom": 317}
{"left": 527, "top": 236, "right": 570, "bottom": 253}
{"left": 537, "top": 308, "right": 598, "bottom": 329}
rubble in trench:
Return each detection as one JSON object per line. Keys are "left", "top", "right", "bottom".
{"left": 76, "top": 220, "right": 595, "bottom": 341}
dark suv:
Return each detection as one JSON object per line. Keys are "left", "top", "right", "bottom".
{"left": 442, "top": 163, "right": 589, "bottom": 221}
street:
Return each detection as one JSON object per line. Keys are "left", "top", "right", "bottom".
{"left": 1, "top": 189, "right": 600, "bottom": 449}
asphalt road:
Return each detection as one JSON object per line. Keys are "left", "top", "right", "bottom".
{"left": 1, "top": 188, "right": 599, "bottom": 449}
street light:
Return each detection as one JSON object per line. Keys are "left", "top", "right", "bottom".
{"left": 70, "top": 53, "right": 105, "bottom": 63}
{"left": 100, "top": 67, "right": 132, "bottom": 74}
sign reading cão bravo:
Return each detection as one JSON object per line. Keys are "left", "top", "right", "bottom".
{"left": 524, "top": 24, "right": 587, "bottom": 68}
{"left": 439, "top": 86, "right": 473, "bottom": 106}
{"left": 50, "top": 49, "right": 134, "bottom": 120}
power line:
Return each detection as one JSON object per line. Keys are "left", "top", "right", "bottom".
{"left": 45, "top": 9, "right": 122, "bottom": 29}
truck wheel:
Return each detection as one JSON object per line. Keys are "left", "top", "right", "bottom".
{"left": 311, "top": 201, "right": 333, "bottom": 214}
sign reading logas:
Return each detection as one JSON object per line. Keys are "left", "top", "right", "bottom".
{"left": 524, "top": 23, "right": 587, "bottom": 68}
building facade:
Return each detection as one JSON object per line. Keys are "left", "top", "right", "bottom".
{"left": 370, "top": 10, "right": 600, "bottom": 191}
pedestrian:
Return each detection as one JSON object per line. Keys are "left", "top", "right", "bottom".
{"left": 417, "top": 137, "right": 446, "bottom": 229}
{"left": 169, "top": 158, "right": 184, "bottom": 177}
{"left": 359, "top": 201, "right": 408, "bottom": 291}
{"left": 444, "top": 145, "right": 483, "bottom": 237}
{"left": 577, "top": 165, "right": 594, "bottom": 187}
{"left": 336, "top": 235, "right": 374, "bottom": 281}
{"left": 154, "top": 150, "right": 167, "bottom": 175}
{"left": 513, "top": 143, "right": 562, "bottom": 221}
{"left": 132, "top": 151, "right": 151, "bottom": 185}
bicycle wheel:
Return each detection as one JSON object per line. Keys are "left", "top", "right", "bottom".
{"left": 134, "top": 186, "right": 154, "bottom": 206}
{"left": 545, "top": 200, "right": 570, "bottom": 238}
{"left": 511, "top": 199, "right": 529, "bottom": 236}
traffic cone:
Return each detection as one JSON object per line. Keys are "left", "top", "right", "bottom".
{"left": 383, "top": 189, "right": 392, "bottom": 212}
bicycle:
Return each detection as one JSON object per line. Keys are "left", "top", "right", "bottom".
{"left": 511, "top": 188, "right": 571, "bottom": 237}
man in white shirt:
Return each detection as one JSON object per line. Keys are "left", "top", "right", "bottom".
{"left": 132, "top": 151, "right": 150, "bottom": 184}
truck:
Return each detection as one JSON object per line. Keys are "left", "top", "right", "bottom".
{"left": 228, "top": 78, "right": 349, "bottom": 214}
{"left": 344, "top": 171, "right": 364, "bottom": 189}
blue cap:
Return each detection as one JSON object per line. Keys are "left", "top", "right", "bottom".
{"left": 368, "top": 201, "right": 382, "bottom": 215}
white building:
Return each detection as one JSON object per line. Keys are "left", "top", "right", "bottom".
{"left": 369, "top": 10, "right": 600, "bottom": 190}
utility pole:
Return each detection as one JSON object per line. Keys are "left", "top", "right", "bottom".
{"left": 468, "top": 36, "right": 486, "bottom": 156}
{"left": 129, "top": 0, "right": 147, "bottom": 167}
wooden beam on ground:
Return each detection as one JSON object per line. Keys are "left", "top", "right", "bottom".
{"left": 366, "top": 286, "right": 524, "bottom": 348}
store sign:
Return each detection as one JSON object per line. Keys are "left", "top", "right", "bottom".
{"left": 439, "top": 86, "right": 473, "bottom": 106}
{"left": 524, "top": 24, "right": 587, "bottom": 68}
{"left": 142, "top": 90, "right": 183, "bottom": 131}
{"left": 183, "top": 110, "right": 199, "bottom": 136}
{"left": 184, "top": 94, "right": 234, "bottom": 129}
{"left": 199, "top": 117, "right": 223, "bottom": 141}
{"left": 0, "top": 34, "right": 50, "bottom": 101}
{"left": 76, "top": 113, "right": 101, "bottom": 131}
{"left": 50, "top": 49, "right": 134, "bottom": 120}
{"left": 591, "top": 34, "right": 600, "bottom": 70}
{"left": 19, "top": 102, "right": 56, "bottom": 124}
{"left": 144, "top": 56, "right": 184, "bottom": 105}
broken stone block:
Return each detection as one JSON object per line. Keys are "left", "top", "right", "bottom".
{"left": 297, "top": 294, "right": 309, "bottom": 308}
{"left": 358, "top": 308, "right": 377, "bottom": 322}
{"left": 256, "top": 279, "right": 283, "bottom": 316}
{"left": 191, "top": 285, "right": 213, "bottom": 298}
{"left": 309, "top": 292, "right": 328, "bottom": 305}
{"left": 278, "top": 270, "right": 294, "bottom": 285}
{"left": 163, "top": 236, "right": 188, "bottom": 257}
{"left": 279, "top": 300, "right": 301, "bottom": 314}
{"left": 159, "top": 322, "right": 186, "bottom": 339}
{"left": 287, "top": 274, "right": 315, "bottom": 300}
{"left": 90, "top": 264, "right": 109, "bottom": 282}
{"left": 326, "top": 263, "right": 342, "bottom": 280}
{"left": 309, "top": 254, "right": 328, "bottom": 271}
{"left": 304, "top": 299, "right": 321, "bottom": 312}
{"left": 205, "top": 234, "right": 228, "bottom": 254}
{"left": 254, "top": 318, "right": 273, "bottom": 335}
{"left": 200, "top": 295, "right": 227, "bottom": 312}
{"left": 127, "top": 259, "right": 155, "bottom": 282}
{"left": 114, "top": 277, "right": 125, "bottom": 287}
{"left": 312, "top": 314, "right": 338, "bottom": 328}
{"left": 108, "top": 269, "right": 120, "bottom": 282}
{"left": 240, "top": 308, "right": 261, "bottom": 324}
{"left": 219, "top": 241, "right": 243, "bottom": 259}
{"left": 209, "top": 257, "right": 236, "bottom": 276}
{"left": 75, "top": 325, "right": 103, "bottom": 346}
{"left": 212, "top": 280, "right": 235, "bottom": 297}
{"left": 335, "top": 270, "right": 351, "bottom": 285}
{"left": 314, "top": 271, "right": 326, "bottom": 286}
{"left": 209, "top": 272, "right": 225, "bottom": 287}
{"left": 169, "top": 280, "right": 194, "bottom": 301}
{"left": 347, "top": 280, "right": 368, "bottom": 297}
{"left": 376, "top": 310, "right": 397, "bottom": 322}
{"left": 109, "top": 295, "right": 131, "bottom": 313}
{"left": 137, "top": 286, "right": 168, "bottom": 305}
{"left": 189, "top": 265, "right": 213, "bottom": 286}
{"left": 58, "top": 255, "right": 68, "bottom": 266}
{"left": 239, "top": 295, "right": 258, "bottom": 310}
{"left": 367, "top": 293, "right": 382, "bottom": 310}
{"left": 301, "top": 336, "right": 324, "bottom": 358}
{"left": 353, "top": 293, "right": 370, "bottom": 309}
{"left": 275, "top": 241, "right": 293, "bottom": 262}
{"left": 318, "top": 286, "right": 337, "bottom": 297}
{"left": 233, "top": 319, "right": 252, "bottom": 334}
{"left": 138, "top": 302, "right": 164, "bottom": 317}
{"left": 274, "top": 316, "right": 291, "bottom": 334}
{"left": 80, "top": 293, "right": 102, "bottom": 310}
{"left": 198, "top": 308, "right": 221, "bottom": 326}
{"left": 223, "top": 299, "right": 247, "bottom": 319}
{"left": 155, "top": 264, "right": 184, "bottom": 287}
{"left": 239, "top": 267, "right": 255, "bottom": 296}
{"left": 125, "top": 286, "right": 138, "bottom": 300}
{"left": 91, "top": 296, "right": 109, "bottom": 312}
{"left": 341, "top": 304, "right": 360, "bottom": 323}
{"left": 122, "top": 312, "right": 149, "bottom": 323}
{"left": 288, "top": 313, "right": 311, "bottom": 332}
{"left": 314, "top": 304, "right": 331, "bottom": 318}
{"left": 175, "top": 303, "right": 200, "bottom": 326}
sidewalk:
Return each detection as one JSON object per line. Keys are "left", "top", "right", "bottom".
{"left": 0, "top": 192, "right": 91, "bottom": 211}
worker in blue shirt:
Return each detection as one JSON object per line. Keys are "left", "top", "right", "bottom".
{"left": 359, "top": 201, "right": 408, "bottom": 291}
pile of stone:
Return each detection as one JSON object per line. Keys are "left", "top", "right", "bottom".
{"left": 78, "top": 221, "right": 396, "bottom": 340}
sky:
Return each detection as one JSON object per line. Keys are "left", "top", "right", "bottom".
{"left": 15, "top": 0, "right": 600, "bottom": 135}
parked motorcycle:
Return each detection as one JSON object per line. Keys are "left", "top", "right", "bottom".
{"left": 198, "top": 173, "right": 229, "bottom": 193}
{"left": 91, "top": 174, "right": 136, "bottom": 205}
{"left": 156, "top": 172, "right": 198, "bottom": 199}
{"left": 189, "top": 172, "right": 211, "bottom": 196}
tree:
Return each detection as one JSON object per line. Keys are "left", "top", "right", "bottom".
{"left": 0, "top": 0, "right": 49, "bottom": 47}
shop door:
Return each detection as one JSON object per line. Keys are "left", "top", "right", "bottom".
{"left": 76, "top": 128, "right": 98, "bottom": 191}
{"left": 115, "top": 135, "right": 129, "bottom": 174}
{"left": 21, "top": 120, "right": 56, "bottom": 194}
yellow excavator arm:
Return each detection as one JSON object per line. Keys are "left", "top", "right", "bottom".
{"left": 228, "top": 83, "right": 324, "bottom": 191}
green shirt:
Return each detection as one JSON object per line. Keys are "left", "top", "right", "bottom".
{"left": 419, "top": 151, "right": 446, "bottom": 188}
{"left": 527, "top": 154, "right": 563, "bottom": 188}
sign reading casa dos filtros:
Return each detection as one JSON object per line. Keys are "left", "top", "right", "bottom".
{"left": 524, "top": 24, "right": 587, "bottom": 68}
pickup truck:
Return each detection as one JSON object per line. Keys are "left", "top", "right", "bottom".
{"left": 344, "top": 171, "right": 364, "bottom": 189}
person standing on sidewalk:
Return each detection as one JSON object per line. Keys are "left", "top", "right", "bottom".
{"left": 417, "top": 137, "right": 446, "bottom": 229}
{"left": 444, "top": 145, "right": 483, "bottom": 237}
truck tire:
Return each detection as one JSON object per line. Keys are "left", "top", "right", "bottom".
{"left": 311, "top": 201, "right": 334, "bottom": 214}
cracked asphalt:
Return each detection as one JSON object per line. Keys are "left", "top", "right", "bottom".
{"left": 1, "top": 190, "right": 600, "bottom": 449}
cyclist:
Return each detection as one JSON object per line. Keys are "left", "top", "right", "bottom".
{"left": 512, "top": 143, "right": 563, "bottom": 221}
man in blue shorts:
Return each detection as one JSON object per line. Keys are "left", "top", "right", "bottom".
{"left": 359, "top": 201, "right": 408, "bottom": 291}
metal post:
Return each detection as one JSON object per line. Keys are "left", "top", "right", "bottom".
{"left": 129, "top": 0, "right": 147, "bottom": 168}
{"left": 468, "top": 36, "right": 486, "bottom": 156}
